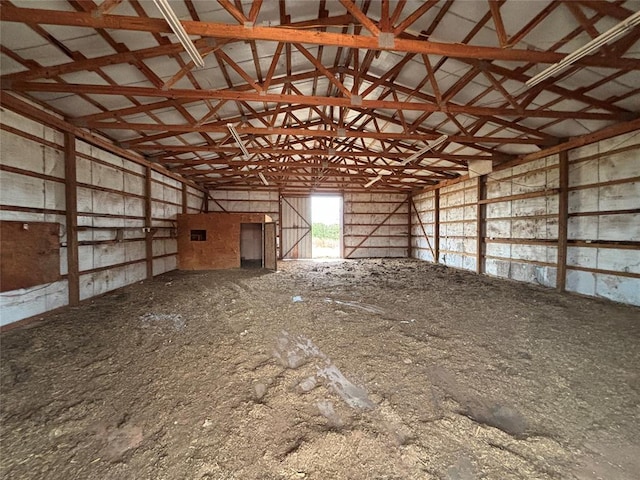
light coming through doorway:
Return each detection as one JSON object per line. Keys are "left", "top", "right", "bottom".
{"left": 311, "top": 196, "right": 342, "bottom": 258}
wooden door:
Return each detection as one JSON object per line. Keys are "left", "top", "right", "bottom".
{"left": 280, "top": 196, "right": 312, "bottom": 259}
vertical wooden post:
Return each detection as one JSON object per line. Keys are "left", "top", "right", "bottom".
{"left": 181, "top": 183, "right": 188, "bottom": 214}
{"left": 557, "top": 150, "right": 569, "bottom": 291}
{"left": 476, "top": 176, "right": 485, "bottom": 274}
{"left": 407, "top": 194, "right": 412, "bottom": 258}
{"left": 278, "top": 190, "right": 283, "bottom": 259}
{"left": 64, "top": 132, "right": 80, "bottom": 306}
{"left": 144, "top": 166, "right": 153, "bottom": 280}
{"left": 341, "top": 193, "right": 347, "bottom": 259}
{"left": 434, "top": 189, "right": 440, "bottom": 264}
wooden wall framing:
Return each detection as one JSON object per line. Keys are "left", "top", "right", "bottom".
{"left": 411, "top": 129, "right": 640, "bottom": 306}
{"left": 343, "top": 193, "right": 409, "bottom": 259}
{"left": 0, "top": 98, "right": 208, "bottom": 327}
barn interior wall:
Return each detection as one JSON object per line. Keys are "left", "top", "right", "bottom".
{"left": 208, "top": 191, "right": 411, "bottom": 259}
{"left": 0, "top": 107, "right": 206, "bottom": 327}
{"left": 208, "top": 190, "right": 279, "bottom": 254}
{"left": 343, "top": 192, "right": 409, "bottom": 259}
{"left": 412, "top": 131, "right": 640, "bottom": 306}
{"left": 176, "top": 213, "right": 268, "bottom": 270}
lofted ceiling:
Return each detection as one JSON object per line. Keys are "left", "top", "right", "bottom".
{"left": 1, "top": 0, "right": 639, "bottom": 193}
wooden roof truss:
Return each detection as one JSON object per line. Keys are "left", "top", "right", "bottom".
{"left": 1, "top": 0, "right": 638, "bottom": 192}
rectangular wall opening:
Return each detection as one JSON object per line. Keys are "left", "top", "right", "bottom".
{"left": 311, "top": 196, "right": 342, "bottom": 259}
{"left": 240, "top": 223, "right": 263, "bottom": 268}
{"left": 190, "top": 229, "right": 207, "bottom": 241}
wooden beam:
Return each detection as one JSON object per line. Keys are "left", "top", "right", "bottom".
{"left": 339, "top": 0, "right": 381, "bottom": 36}
{"left": 418, "top": 118, "right": 640, "bottom": 195}
{"left": 182, "top": 183, "right": 188, "bottom": 214}
{"left": 217, "top": 0, "right": 249, "bottom": 23}
{"left": 410, "top": 197, "right": 436, "bottom": 261}
{"left": 294, "top": 43, "right": 352, "bottom": 98}
{"left": 557, "top": 150, "right": 569, "bottom": 291}
{"left": 0, "top": 93, "right": 206, "bottom": 192}
{"left": 64, "top": 131, "right": 80, "bottom": 306}
{"left": 434, "top": 189, "right": 440, "bottom": 263}
{"left": 12, "top": 83, "right": 632, "bottom": 121}
{"left": 144, "top": 166, "right": 153, "bottom": 279}
{"left": 393, "top": 0, "right": 438, "bottom": 35}
{"left": 476, "top": 175, "right": 485, "bottom": 274}
{"left": 488, "top": 0, "right": 508, "bottom": 47}
{"left": 140, "top": 145, "right": 499, "bottom": 162}
{"left": 407, "top": 195, "right": 412, "bottom": 258}
{"left": 2, "top": 6, "right": 639, "bottom": 69}
{"left": 113, "top": 123, "right": 548, "bottom": 146}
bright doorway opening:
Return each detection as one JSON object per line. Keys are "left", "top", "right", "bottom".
{"left": 311, "top": 196, "right": 342, "bottom": 259}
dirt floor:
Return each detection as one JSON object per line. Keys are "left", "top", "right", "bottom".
{"left": 1, "top": 259, "right": 639, "bottom": 480}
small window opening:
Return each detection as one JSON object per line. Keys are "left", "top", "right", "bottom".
{"left": 190, "top": 229, "right": 207, "bottom": 241}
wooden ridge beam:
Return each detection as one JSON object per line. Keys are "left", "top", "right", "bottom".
{"left": 2, "top": 6, "right": 639, "bottom": 69}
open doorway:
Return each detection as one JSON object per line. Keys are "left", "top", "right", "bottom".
{"left": 311, "top": 196, "right": 342, "bottom": 259}
{"left": 240, "top": 223, "right": 263, "bottom": 268}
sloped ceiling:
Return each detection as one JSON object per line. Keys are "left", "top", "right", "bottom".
{"left": 1, "top": 0, "right": 639, "bottom": 193}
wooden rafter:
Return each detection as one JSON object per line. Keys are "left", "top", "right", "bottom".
{"left": 0, "top": 0, "right": 637, "bottom": 193}
{"left": 2, "top": 6, "right": 639, "bottom": 69}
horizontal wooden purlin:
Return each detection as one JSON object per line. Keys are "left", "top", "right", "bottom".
{"left": 170, "top": 160, "right": 467, "bottom": 172}
{"left": 6, "top": 82, "right": 632, "bottom": 121}
{"left": 200, "top": 174, "right": 417, "bottom": 184}
{"left": 182, "top": 170, "right": 442, "bottom": 182}
{"left": 568, "top": 240, "right": 640, "bottom": 250}
{"left": 479, "top": 189, "right": 559, "bottom": 205}
{"left": 2, "top": 6, "right": 639, "bottom": 70}
{"left": 566, "top": 265, "right": 640, "bottom": 280}
{"left": 202, "top": 178, "right": 416, "bottom": 188}
{"left": 77, "top": 78, "right": 553, "bottom": 149}
{"left": 569, "top": 208, "right": 640, "bottom": 217}
{"left": 167, "top": 156, "right": 463, "bottom": 176}
{"left": 128, "top": 128, "right": 548, "bottom": 146}
{"left": 139, "top": 145, "right": 498, "bottom": 162}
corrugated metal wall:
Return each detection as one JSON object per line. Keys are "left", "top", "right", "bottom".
{"left": 343, "top": 193, "right": 409, "bottom": 258}
{"left": 0, "top": 107, "right": 206, "bottom": 326}
{"left": 281, "top": 196, "right": 312, "bottom": 259}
